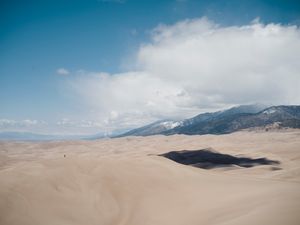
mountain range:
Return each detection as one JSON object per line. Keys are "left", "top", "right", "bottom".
{"left": 0, "top": 132, "right": 100, "bottom": 141}
{"left": 1, "top": 104, "right": 299, "bottom": 141}
{"left": 117, "top": 104, "right": 300, "bottom": 137}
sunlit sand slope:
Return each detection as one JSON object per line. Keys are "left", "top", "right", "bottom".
{"left": 0, "top": 130, "right": 300, "bottom": 225}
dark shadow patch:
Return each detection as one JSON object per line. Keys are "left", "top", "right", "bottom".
{"left": 159, "top": 148, "right": 280, "bottom": 169}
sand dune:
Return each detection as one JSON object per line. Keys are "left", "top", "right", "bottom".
{"left": 0, "top": 130, "right": 300, "bottom": 225}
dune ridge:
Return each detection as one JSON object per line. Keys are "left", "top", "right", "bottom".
{"left": 0, "top": 130, "right": 300, "bottom": 225}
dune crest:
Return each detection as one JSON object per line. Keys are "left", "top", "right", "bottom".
{"left": 0, "top": 130, "right": 300, "bottom": 225}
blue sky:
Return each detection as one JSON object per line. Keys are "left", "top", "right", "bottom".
{"left": 1, "top": 0, "right": 300, "bottom": 135}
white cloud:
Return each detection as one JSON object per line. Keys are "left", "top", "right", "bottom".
{"left": 56, "top": 118, "right": 102, "bottom": 128}
{"left": 68, "top": 18, "right": 300, "bottom": 131}
{"left": 0, "top": 119, "right": 17, "bottom": 127}
{"left": 0, "top": 119, "right": 47, "bottom": 128}
{"left": 0, "top": 118, "right": 104, "bottom": 135}
{"left": 56, "top": 68, "right": 70, "bottom": 75}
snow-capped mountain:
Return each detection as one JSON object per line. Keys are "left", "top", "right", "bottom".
{"left": 117, "top": 104, "right": 300, "bottom": 137}
{"left": 115, "top": 120, "right": 183, "bottom": 137}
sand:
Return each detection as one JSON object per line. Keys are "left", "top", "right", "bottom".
{"left": 0, "top": 130, "right": 300, "bottom": 225}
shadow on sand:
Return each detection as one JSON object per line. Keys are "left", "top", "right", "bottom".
{"left": 159, "top": 148, "right": 280, "bottom": 169}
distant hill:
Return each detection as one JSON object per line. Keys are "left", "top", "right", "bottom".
{"left": 3, "top": 105, "right": 299, "bottom": 140}
{"left": 0, "top": 131, "right": 113, "bottom": 141}
{"left": 116, "top": 104, "right": 300, "bottom": 137}
{"left": 116, "top": 120, "right": 182, "bottom": 138}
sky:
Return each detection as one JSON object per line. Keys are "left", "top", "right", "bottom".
{"left": 1, "top": 0, "right": 300, "bottom": 135}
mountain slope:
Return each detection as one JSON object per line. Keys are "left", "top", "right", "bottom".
{"left": 118, "top": 105, "right": 300, "bottom": 137}
{"left": 179, "top": 104, "right": 267, "bottom": 127}
{"left": 116, "top": 120, "right": 182, "bottom": 137}
{"left": 164, "top": 105, "right": 300, "bottom": 135}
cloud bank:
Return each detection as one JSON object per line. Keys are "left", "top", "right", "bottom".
{"left": 70, "top": 18, "right": 300, "bottom": 131}
{"left": 0, "top": 119, "right": 47, "bottom": 131}
{"left": 0, "top": 118, "right": 106, "bottom": 135}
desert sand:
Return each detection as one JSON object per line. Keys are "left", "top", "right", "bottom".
{"left": 0, "top": 130, "right": 300, "bottom": 225}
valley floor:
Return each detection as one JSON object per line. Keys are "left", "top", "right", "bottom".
{"left": 0, "top": 130, "right": 300, "bottom": 225}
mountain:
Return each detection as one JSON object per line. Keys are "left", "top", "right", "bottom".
{"left": 0, "top": 132, "right": 107, "bottom": 141}
{"left": 164, "top": 105, "right": 300, "bottom": 135}
{"left": 178, "top": 104, "right": 268, "bottom": 127}
{"left": 3, "top": 105, "right": 299, "bottom": 140}
{"left": 116, "top": 120, "right": 182, "bottom": 137}
{"left": 0, "top": 132, "right": 66, "bottom": 141}
{"left": 117, "top": 104, "right": 300, "bottom": 137}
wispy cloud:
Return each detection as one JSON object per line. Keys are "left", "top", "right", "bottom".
{"left": 131, "top": 28, "right": 138, "bottom": 36}
{"left": 56, "top": 68, "right": 70, "bottom": 75}
{"left": 0, "top": 118, "right": 105, "bottom": 135}
{"left": 0, "top": 119, "right": 47, "bottom": 128}
{"left": 56, "top": 118, "right": 102, "bottom": 128}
